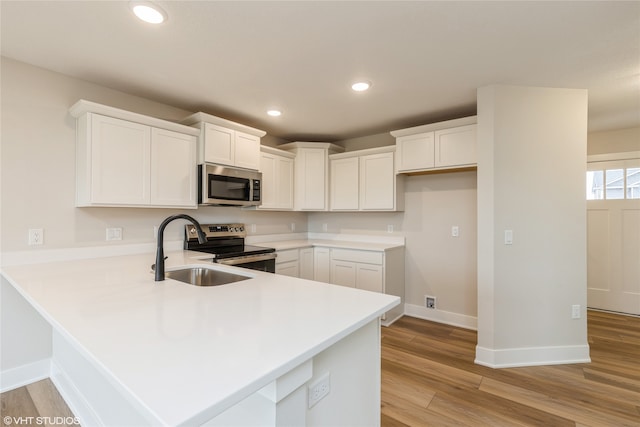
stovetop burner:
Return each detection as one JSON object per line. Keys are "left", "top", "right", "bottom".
{"left": 184, "top": 223, "right": 275, "bottom": 259}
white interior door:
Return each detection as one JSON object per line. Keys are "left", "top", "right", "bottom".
{"left": 587, "top": 156, "right": 640, "bottom": 315}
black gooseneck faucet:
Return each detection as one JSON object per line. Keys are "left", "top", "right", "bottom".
{"left": 155, "top": 214, "right": 207, "bottom": 281}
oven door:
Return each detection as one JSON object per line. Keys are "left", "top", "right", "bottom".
{"left": 215, "top": 253, "right": 276, "bottom": 273}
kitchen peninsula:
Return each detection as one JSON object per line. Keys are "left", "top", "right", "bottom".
{"left": 1, "top": 250, "right": 399, "bottom": 426}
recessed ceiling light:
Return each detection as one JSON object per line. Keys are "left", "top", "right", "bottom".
{"left": 351, "top": 81, "right": 371, "bottom": 92}
{"left": 130, "top": 1, "right": 167, "bottom": 24}
{"left": 267, "top": 109, "right": 282, "bottom": 117}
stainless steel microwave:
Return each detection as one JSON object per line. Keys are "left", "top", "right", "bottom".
{"left": 198, "top": 164, "right": 262, "bottom": 207}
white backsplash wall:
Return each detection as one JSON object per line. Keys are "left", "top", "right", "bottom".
{"left": 0, "top": 58, "right": 306, "bottom": 252}
{"left": 309, "top": 171, "right": 478, "bottom": 319}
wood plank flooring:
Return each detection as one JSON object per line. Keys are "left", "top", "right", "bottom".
{"left": 2, "top": 311, "right": 638, "bottom": 426}
{"left": 1, "top": 379, "right": 77, "bottom": 427}
{"left": 381, "top": 310, "right": 640, "bottom": 427}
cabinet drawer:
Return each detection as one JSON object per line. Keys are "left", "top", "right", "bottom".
{"left": 330, "top": 249, "right": 383, "bottom": 265}
{"left": 276, "top": 249, "right": 299, "bottom": 264}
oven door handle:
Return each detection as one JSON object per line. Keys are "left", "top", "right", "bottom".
{"left": 215, "top": 253, "right": 277, "bottom": 266}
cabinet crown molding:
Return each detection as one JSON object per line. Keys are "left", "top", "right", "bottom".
{"left": 69, "top": 99, "right": 200, "bottom": 136}
{"left": 181, "top": 112, "right": 266, "bottom": 137}
{"left": 278, "top": 141, "right": 345, "bottom": 153}
{"left": 260, "top": 145, "right": 296, "bottom": 158}
{"left": 329, "top": 145, "right": 395, "bottom": 160}
{"left": 390, "top": 115, "right": 477, "bottom": 138}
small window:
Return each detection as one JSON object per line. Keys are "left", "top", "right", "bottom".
{"left": 587, "top": 160, "right": 640, "bottom": 201}
{"left": 586, "top": 170, "right": 604, "bottom": 200}
{"left": 605, "top": 169, "right": 625, "bottom": 200}
{"left": 627, "top": 168, "right": 640, "bottom": 199}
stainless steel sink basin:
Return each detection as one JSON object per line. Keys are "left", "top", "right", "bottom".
{"left": 166, "top": 267, "right": 250, "bottom": 287}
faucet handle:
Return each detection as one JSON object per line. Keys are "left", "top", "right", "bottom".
{"left": 151, "top": 256, "right": 169, "bottom": 271}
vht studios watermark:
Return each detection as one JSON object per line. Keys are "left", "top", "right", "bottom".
{"left": 3, "top": 416, "right": 80, "bottom": 425}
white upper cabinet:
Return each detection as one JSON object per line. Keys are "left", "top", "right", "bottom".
{"left": 182, "top": 112, "right": 265, "bottom": 171}
{"left": 392, "top": 116, "right": 477, "bottom": 174}
{"left": 329, "top": 146, "right": 403, "bottom": 212}
{"left": 150, "top": 128, "right": 198, "bottom": 207}
{"left": 360, "top": 150, "right": 396, "bottom": 210}
{"left": 279, "top": 142, "right": 344, "bottom": 211}
{"left": 259, "top": 146, "right": 294, "bottom": 210}
{"left": 70, "top": 100, "right": 198, "bottom": 208}
{"left": 395, "top": 132, "right": 435, "bottom": 172}
{"left": 330, "top": 156, "right": 359, "bottom": 210}
{"left": 434, "top": 124, "right": 477, "bottom": 168}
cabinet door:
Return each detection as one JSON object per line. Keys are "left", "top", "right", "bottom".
{"left": 314, "top": 247, "right": 331, "bottom": 283}
{"left": 276, "top": 156, "right": 294, "bottom": 209}
{"left": 204, "top": 123, "right": 234, "bottom": 166}
{"left": 330, "top": 157, "right": 359, "bottom": 210}
{"left": 234, "top": 131, "right": 260, "bottom": 170}
{"left": 434, "top": 124, "right": 477, "bottom": 168}
{"left": 396, "top": 132, "right": 434, "bottom": 172}
{"left": 356, "top": 264, "right": 384, "bottom": 293}
{"left": 150, "top": 128, "right": 197, "bottom": 208}
{"left": 360, "top": 152, "right": 395, "bottom": 210}
{"left": 259, "top": 152, "right": 277, "bottom": 209}
{"left": 91, "top": 114, "right": 150, "bottom": 205}
{"left": 296, "top": 149, "right": 326, "bottom": 210}
{"left": 331, "top": 260, "right": 357, "bottom": 288}
{"left": 299, "top": 248, "right": 315, "bottom": 280}
{"left": 276, "top": 261, "right": 299, "bottom": 277}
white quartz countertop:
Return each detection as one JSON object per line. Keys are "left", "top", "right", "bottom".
{"left": 1, "top": 251, "right": 399, "bottom": 426}
{"left": 257, "top": 239, "right": 404, "bottom": 252}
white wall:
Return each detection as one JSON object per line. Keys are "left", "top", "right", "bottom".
{"left": 0, "top": 58, "right": 306, "bottom": 253}
{"left": 587, "top": 126, "right": 640, "bottom": 155}
{"left": 309, "top": 170, "right": 478, "bottom": 323}
{"left": 476, "top": 85, "right": 589, "bottom": 367}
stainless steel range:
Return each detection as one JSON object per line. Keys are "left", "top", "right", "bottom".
{"left": 184, "top": 223, "right": 276, "bottom": 273}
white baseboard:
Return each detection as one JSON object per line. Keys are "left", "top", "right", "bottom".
{"left": 0, "top": 359, "right": 51, "bottom": 392}
{"left": 404, "top": 303, "right": 477, "bottom": 330}
{"left": 475, "top": 344, "right": 591, "bottom": 368}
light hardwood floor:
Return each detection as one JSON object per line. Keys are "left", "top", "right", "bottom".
{"left": 1, "top": 379, "right": 77, "bottom": 427}
{"left": 381, "top": 310, "right": 640, "bottom": 426}
{"left": 2, "top": 311, "right": 638, "bottom": 426}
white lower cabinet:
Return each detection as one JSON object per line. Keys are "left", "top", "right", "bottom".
{"left": 328, "top": 247, "right": 404, "bottom": 325}
{"left": 313, "top": 247, "right": 331, "bottom": 283}
{"left": 299, "top": 248, "right": 314, "bottom": 280}
{"left": 275, "top": 249, "right": 299, "bottom": 277}
{"left": 275, "top": 247, "right": 314, "bottom": 279}
{"left": 275, "top": 244, "right": 404, "bottom": 325}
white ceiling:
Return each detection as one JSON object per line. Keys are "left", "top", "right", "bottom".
{"left": 1, "top": 1, "right": 639, "bottom": 141}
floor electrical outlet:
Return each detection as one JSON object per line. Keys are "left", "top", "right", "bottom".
{"left": 308, "top": 373, "right": 330, "bottom": 408}
{"left": 425, "top": 296, "right": 436, "bottom": 309}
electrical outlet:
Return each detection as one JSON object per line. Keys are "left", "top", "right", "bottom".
{"left": 322, "top": 223, "right": 328, "bottom": 232}
{"left": 106, "top": 227, "right": 122, "bottom": 241}
{"left": 572, "top": 304, "right": 581, "bottom": 319}
{"left": 291, "top": 222, "right": 296, "bottom": 231}
{"left": 250, "top": 224, "right": 256, "bottom": 233}
{"left": 387, "top": 224, "right": 394, "bottom": 233}
{"left": 28, "top": 228, "right": 44, "bottom": 245}
{"left": 425, "top": 296, "right": 436, "bottom": 309}
{"left": 308, "top": 373, "right": 330, "bottom": 408}
{"left": 451, "top": 226, "right": 459, "bottom": 237}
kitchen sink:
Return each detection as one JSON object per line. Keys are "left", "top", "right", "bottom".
{"left": 166, "top": 267, "right": 250, "bottom": 287}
